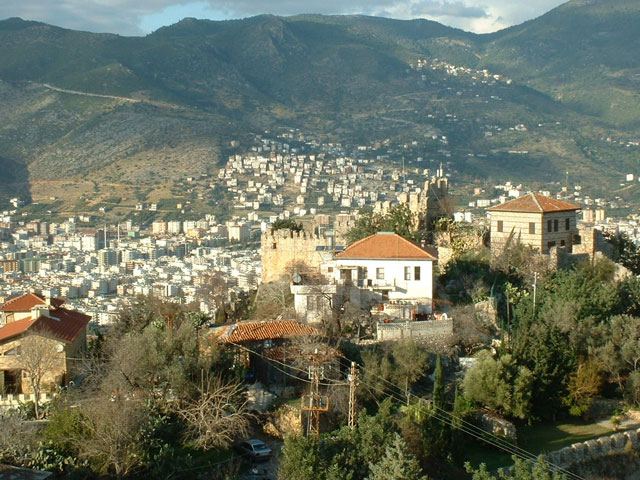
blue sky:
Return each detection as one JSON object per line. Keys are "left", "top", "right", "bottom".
{"left": 1, "top": 0, "right": 567, "bottom": 36}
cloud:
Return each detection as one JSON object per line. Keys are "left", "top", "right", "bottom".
{"left": 0, "top": 0, "right": 566, "bottom": 36}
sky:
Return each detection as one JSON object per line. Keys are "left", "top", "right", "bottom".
{"left": 0, "top": 0, "right": 567, "bottom": 36}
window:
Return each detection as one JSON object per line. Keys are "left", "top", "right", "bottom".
{"left": 414, "top": 266, "right": 421, "bottom": 281}
{"left": 565, "top": 218, "right": 570, "bottom": 230}
{"left": 376, "top": 268, "right": 385, "bottom": 280}
{"left": 497, "top": 220, "right": 503, "bottom": 233}
{"left": 560, "top": 240, "right": 566, "bottom": 247}
{"left": 553, "top": 219, "right": 559, "bottom": 232}
{"left": 574, "top": 234, "right": 582, "bottom": 245}
{"left": 547, "top": 220, "right": 552, "bottom": 232}
{"left": 404, "top": 266, "right": 411, "bottom": 281}
{"left": 529, "top": 222, "right": 536, "bottom": 234}
{"left": 548, "top": 241, "right": 556, "bottom": 249}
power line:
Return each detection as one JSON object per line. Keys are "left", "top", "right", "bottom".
{"left": 227, "top": 342, "right": 585, "bottom": 480}
{"left": 332, "top": 357, "right": 585, "bottom": 480}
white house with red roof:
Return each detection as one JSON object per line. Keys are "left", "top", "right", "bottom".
{"left": 0, "top": 293, "right": 90, "bottom": 395}
{"left": 291, "top": 232, "right": 437, "bottom": 322}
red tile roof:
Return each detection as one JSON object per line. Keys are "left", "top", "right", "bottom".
{"left": 487, "top": 193, "right": 579, "bottom": 213}
{"left": 0, "top": 306, "right": 90, "bottom": 343}
{"left": 214, "top": 320, "right": 321, "bottom": 344}
{"left": 336, "top": 232, "right": 437, "bottom": 260}
{"left": 1, "top": 292, "right": 65, "bottom": 312}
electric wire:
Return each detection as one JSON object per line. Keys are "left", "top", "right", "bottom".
{"left": 331, "top": 357, "right": 585, "bottom": 480}
{"left": 222, "top": 342, "right": 586, "bottom": 480}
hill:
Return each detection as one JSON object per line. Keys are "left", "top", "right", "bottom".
{"left": 0, "top": 1, "right": 639, "bottom": 211}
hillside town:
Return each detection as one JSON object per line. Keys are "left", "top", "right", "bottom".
{"left": 1, "top": 148, "right": 640, "bottom": 479}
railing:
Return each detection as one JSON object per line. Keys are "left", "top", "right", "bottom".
{"left": 0, "top": 392, "right": 52, "bottom": 407}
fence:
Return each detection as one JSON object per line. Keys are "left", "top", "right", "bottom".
{"left": 376, "top": 319, "right": 454, "bottom": 341}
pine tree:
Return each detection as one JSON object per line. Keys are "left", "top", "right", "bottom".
{"left": 368, "top": 433, "right": 426, "bottom": 480}
{"left": 432, "top": 355, "right": 444, "bottom": 409}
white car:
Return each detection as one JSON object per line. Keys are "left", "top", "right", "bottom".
{"left": 235, "top": 439, "right": 273, "bottom": 461}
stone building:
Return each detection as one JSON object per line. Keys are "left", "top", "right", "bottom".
{"left": 487, "top": 193, "right": 580, "bottom": 254}
{"left": 376, "top": 164, "right": 451, "bottom": 231}
{"left": 0, "top": 293, "right": 90, "bottom": 395}
{"left": 261, "top": 228, "right": 340, "bottom": 283}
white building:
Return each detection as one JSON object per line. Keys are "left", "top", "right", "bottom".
{"left": 291, "top": 232, "right": 437, "bottom": 323}
{"left": 333, "top": 232, "right": 437, "bottom": 313}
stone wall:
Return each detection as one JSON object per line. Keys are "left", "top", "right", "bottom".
{"left": 541, "top": 428, "right": 640, "bottom": 468}
{"left": 261, "top": 229, "right": 334, "bottom": 283}
{"left": 263, "top": 404, "right": 303, "bottom": 439}
{"left": 376, "top": 319, "right": 454, "bottom": 341}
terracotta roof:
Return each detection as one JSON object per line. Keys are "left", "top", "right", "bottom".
{"left": 336, "top": 232, "right": 437, "bottom": 260}
{"left": 0, "top": 308, "right": 90, "bottom": 343}
{"left": 487, "top": 193, "right": 579, "bottom": 213}
{"left": 1, "top": 293, "right": 65, "bottom": 312}
{"left": 214, "top": 321, "right": 321, "bottom": 344}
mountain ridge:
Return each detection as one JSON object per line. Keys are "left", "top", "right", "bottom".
{"left": 1, "top": 0, "right": 639, "bottom": 210}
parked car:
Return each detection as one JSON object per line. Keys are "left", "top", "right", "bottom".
{"left": 234, "top": 439, "right": 273, "bottom": 461}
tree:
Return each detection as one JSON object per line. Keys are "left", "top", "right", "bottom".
{"left": 176, "top": 376, "right": 252, "bottom": 450}
{"left": 279, "top": 435, "right": 321, "bottom": 480}
{"left": 253, "top": 278, "right": 295, "bottom": 320}
{"left": 367, "top": 433, "right": 426, "bottom": 480}
{"left": 466, "top": 456, "right": 566, "bottom": 480}
{"left": 604, "top": 231, "right": 640, "bottom": 275}
{"left": 271, "top": 219, "right": 304, "bottom": 232}
{"left": 595, "top": 315, "right": 640, "bottom": 396}
{"left": 463, "top": 351, "right": 533, "bottom": 420}
{"left": 72, "top": 395, "right": 152, "bottom": 477}
{"left": 432, "top": 355, "right": 444, "bottom": 410}
{"left": 563, "top": 359, "right": 603, "bottom": 417}
{"left": 345, "top": 204, "right": 419, "bottom": 245}
{"left": 16, "top": 332, "right": 64, "bottom": 419}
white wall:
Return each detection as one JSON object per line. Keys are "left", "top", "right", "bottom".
{"left": 334, "top": 258, "right": 433, "bottom": 309}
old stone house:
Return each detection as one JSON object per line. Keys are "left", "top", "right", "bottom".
{"left": 0, "top": 293, "right": 90, "bottom": 395}
{"left": 487, "top": 193, "right": 580, "bottom": 254}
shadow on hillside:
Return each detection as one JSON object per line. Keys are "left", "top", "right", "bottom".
{"left": 0, "top": 156, "right": 31, "bottom": 205}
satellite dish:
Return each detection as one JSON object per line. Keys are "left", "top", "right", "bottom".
{"left": 292, "top": 273, "right": 302, "bottom": 284}
{"left": 55, "top": 343, "right": 64, "bottom": 353}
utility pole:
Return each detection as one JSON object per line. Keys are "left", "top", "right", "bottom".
{"left": 532, "top": 272, "right": 538, "bottom": 317}
{"left": 347, "top": 362, "right": 358, "bottom": 429}
{"left": 301, "top": 351, "right": 329, "bottom": 438}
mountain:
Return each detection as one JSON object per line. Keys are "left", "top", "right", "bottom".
{"left": 0, "top": 1, "right": 639, "bottom": 211}
{"left": 479, "top": 0, "right": 640, "bottom": 126}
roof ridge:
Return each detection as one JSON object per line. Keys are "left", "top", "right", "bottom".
{"left": 530, "top": 192, "right": 543, "bottom": 212}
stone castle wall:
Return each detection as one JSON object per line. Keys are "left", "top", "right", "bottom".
{"left": 261, "top": 229, "right": 334, "bottom": 283}
{"left": 376, "top": 319, "right": 454, "bottom": 341}
{"left": 541, "top": 428, "right": 640, "bottom": 468}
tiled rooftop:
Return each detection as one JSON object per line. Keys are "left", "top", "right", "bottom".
{"left": 1, "top": 292, "right": 65, "bottom": 312}
{"left": 488, "top": 193, "right": 579, "bottom": 213}
{"left": 336, "top": 232, "right": 437, "bottom": 260}
{"left": 214, "top": 320, "right": 321, "bottom": 343}
{"left": 0, "top": 294, "right": 90, "bottom": 343}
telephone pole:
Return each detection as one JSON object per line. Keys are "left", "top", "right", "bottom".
{"left": 347, "top": 362, "right": 358, "bottom": 429}
{"left": 532, "top": 272, "right": 538, "bottom": 317}
{"left": 301, "top": 351, "right": 329, "bottom": 438}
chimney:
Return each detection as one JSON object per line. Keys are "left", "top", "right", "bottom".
{"left": 31, "top": 305, "right": 50, "bottom": 320}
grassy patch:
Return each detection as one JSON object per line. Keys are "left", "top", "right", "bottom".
{"left": 464, "top": 420, "right": 612, "bottom": 471}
